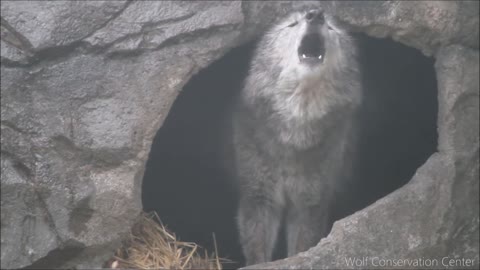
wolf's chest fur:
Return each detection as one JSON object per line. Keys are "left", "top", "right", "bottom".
{"left": 265, "top": 75, "right": 351, "bottom": 149}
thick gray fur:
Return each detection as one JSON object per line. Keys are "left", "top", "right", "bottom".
{"left": 227, "top": 9, "right": 362, "bottom": 266}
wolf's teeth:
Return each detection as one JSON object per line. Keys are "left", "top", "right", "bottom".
{"left": 302, "top": 54, "right": 307, "bottom": 58}
{"left": 318, "top": 55, "right": 323, "bottom": 59}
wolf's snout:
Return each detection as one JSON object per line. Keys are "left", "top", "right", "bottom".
{"left": 305, "top": 9, "right": 324, "bottom": 24}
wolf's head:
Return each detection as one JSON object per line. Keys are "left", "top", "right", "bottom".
{"left": 260, "top": 9, "right": 354, "bottom": 80}
{"left": 242, "top": 9, "right": 361, "bottom": 148}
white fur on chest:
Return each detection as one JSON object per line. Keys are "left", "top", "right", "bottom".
{"left": 271, "top": 73, "right": 334, "bottom": 148}
{"left": 275, "top": 70, "right": 332, "bottom": 122}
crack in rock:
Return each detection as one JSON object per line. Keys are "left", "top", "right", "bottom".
{"left": 0, "top": 0, "right": 130, "bottom": 63}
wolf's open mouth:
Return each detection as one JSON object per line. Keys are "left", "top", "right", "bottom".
{"left": 298, "top": 33, "right": 325, "bottom": 64}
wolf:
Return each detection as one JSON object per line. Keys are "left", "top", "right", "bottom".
{"left": 228, "top": 9, "right": 362, "bottom": 265}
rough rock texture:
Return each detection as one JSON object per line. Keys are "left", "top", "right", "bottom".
{"left": 1, "top": 1, "right": 478, "bottom": 269}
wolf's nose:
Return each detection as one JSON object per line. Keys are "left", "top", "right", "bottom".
{"left": 305, "top": 9, "right": 324, "bottom": 24}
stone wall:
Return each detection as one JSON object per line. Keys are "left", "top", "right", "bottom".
{"left": 1, "top": 1, "right": 478, "bottom": 269}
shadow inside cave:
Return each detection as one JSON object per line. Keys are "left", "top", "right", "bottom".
{"left": 141, "top": 33, "right": 438, "bottom": 268}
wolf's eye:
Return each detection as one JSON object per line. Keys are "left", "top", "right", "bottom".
{"left": 327, "top": 25, "right": 333, "bottom": 30}
{"left": 287, "top": 21, "right": 298, "bottom": 27}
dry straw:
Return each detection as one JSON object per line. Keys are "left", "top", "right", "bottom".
{"left": 106, "top": 212, "right": 226, "bottom": 269}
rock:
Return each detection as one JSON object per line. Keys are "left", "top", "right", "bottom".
{"left": 0, "top": 1, "right": 478, "bottom": 269}
{"left": 1, "top": 1, "right": 243, "bottom": 267}
{"left": 0, "top": 50, "right": 196, "bottom": 269}
{"left": 332, "top": 1, "right": 479, "bottom": 56}
{"left": 0, "top": 1, "right": 128, "bottom": 50}
{"left": 85, "top": 1, "right": 243, "bottom": 53}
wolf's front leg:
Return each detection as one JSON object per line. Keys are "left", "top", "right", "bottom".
{"left": 237, "top": 197, "right": 282, "bottom": 266}
{"left": 286, "top": 203, "right": 330, "bottom": 257}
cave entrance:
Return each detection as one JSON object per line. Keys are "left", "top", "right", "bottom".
{"left": 141, "top": 43, "right": 253, "bottom": 268}
{"left": 334, "top": 34, "right": 439, "bottom": 220}
{"left": 141, "top": 34, "right": 438, "bottom": 268}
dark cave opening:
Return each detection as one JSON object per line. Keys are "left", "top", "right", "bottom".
{"left": 141, "top": 34, "right": 438, "bottom": 268}
{"left": 141, "top": 43, "right": 253, "bottom": 269}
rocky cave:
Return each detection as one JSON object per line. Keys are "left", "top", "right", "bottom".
{"left": 141, "top": 33, "right": 439, "bottom": 268}
{"left": 1, "top": 1, "right": 478, "bottom": 269}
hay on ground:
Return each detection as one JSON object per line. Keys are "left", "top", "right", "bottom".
{"left": 105, "top": 212, "right": 225, "bottom": 269}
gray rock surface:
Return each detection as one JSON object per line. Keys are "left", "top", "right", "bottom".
{"left": 332, "top": 1, "right": 479, "bottom": 55}
{"left": 1, "top": 1, "right": 478, "bottom": 269}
